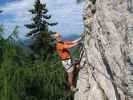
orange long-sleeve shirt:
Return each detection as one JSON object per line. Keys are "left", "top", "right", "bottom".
{"left": 56, "top": 41, "right": 72, "bottom": 60}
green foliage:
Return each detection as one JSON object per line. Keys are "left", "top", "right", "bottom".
{"left": 0, "top": 25, "right": 4, "bottom": 33}
{"left": 25, "top": 0, "right": 57, "bottom": 59}
{"left": 11, "top": 26, "right": 19, "bottom": 38}
{"left": 0, "top": 10, "right": 3, "bottom": 33}
{"left": 0, "top": 35, "right": 73, "bottom": 100}
{"left": 7, "top": 26, "right": 19, "bottom": 40}
{"left": 0, "top": 4, "right": 74, "bottom": 100}
{"left": 72, "top": 47, "right": 80, "bottom": 59}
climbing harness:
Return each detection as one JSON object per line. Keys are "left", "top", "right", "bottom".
{"left": 63, "top": 58, "right": 80, "bottom": 71}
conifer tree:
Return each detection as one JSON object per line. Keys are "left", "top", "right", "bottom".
{"left": 0, "top": 10, "right": 3, "bottom": 33}
{"left": 0, "top": 25, "right": 3, "bottom": 33}
{"left": 25, "top": 0, "right": 57, "bottom": 59}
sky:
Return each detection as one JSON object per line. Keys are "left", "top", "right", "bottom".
{"left": 0, "top": 0, "right": 84, "bottom": 39}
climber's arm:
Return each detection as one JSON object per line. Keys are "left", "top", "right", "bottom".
{"left": 64, "top": 37, "right": 81, "bottom": 45}
{"left": 72, "top": 37, "right": 81, "bottom": 44}
{"left": 63, "top": 37, "right": 81, "bottom": 49}
{"left": 64, "top": 41, "right": 73, "bottom": 45}
{"left": 63, "top": 42, "right": 79, "bottom": 49}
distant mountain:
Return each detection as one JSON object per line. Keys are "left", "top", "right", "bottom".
{"left": 22, "top": 35, "right": 80, "bottom": 45}
{"left": 62, "top": 35, "right": 80, "bottom": 40}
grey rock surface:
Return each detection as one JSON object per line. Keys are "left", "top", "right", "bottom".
{"left": 75, "top": 0, "right": 133, "bottom": 100}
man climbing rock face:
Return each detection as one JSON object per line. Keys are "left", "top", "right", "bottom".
{"left": 53, "top": 32, "right": 81, "bottom": 91}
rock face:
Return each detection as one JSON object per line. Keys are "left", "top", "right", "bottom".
{"left": 75, "top": 0, "right": 133, "bottom": 100}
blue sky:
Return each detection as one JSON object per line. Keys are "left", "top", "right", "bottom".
{"left": 0, "top": 0, "right": 84, "bottom": 39}
{"left": 0, "top": 0, "right": 9, "bottom": 5}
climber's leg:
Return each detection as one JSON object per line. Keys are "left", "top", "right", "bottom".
{"left": 72, "top": 59, "right": 80, "bottom": 69}
{"left": 67, "top": 71, "right": 79, "bottom": 92}
{"left": 66, "top": 64, "right": 76, "bottom": 88}
{"left": 73, "top": 59, "right": 80, "bottom": 72}
{"left": 67, "top": 71, "right": 75, "bottom": 88}
{"left": 76, "top": 63, "right": 80, "bottom": 70}
{"left": 62, "top": 59, "right": 78, "bottom": 91}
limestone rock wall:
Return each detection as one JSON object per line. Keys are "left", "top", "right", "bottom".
{"left": 75, "top": 0, "right": 133, "bottom": 100}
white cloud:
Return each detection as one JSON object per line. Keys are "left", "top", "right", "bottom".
{"left": 1, "top": 0, "right": 35, "bottom": 37}
{"left": 2, "top": 0, "right": 34, "bottom": 13}
{"left": 1, "top": 0, "right": 34, "bottom": 23}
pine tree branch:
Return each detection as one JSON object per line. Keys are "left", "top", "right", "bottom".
{"left": 25, "top": 24, "right": 37, "bottom": 29}
{"left": 33, "top": 16, "right": 41, "bottom": 23}
{"left": 43, "top": 9, "right": 48, "bottom": 14}
{"left": 47, "top": 22, "right": 58, "bottom": 26}
{"left": 43, "top": 15, "right": 51, "bottom": 19}
{"left": 27, "top": 29, "right": 39, "bottom": 36}
{"left": 29, "top": 9, "right": 36, "bottom": 14}
{"left": 42, "top": 4, "right": 46, "bottom": 8}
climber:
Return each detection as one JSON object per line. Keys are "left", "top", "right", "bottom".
{"left": 53, "top": 32, "right": 81, "bottom": 92}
